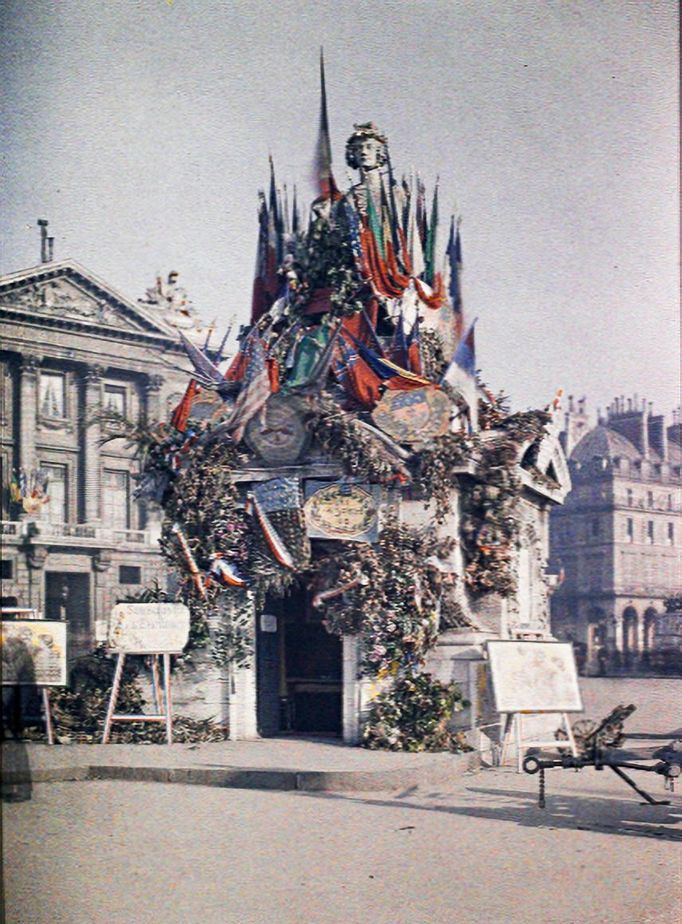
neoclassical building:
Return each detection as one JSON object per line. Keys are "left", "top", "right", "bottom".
{"left": 550, "top": 396, "right": 682, "bottom": 672}
{"left": 0, "top": 249, "right": 191, "bottom": 662}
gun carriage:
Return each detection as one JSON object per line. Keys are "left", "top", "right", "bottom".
{"left": 522, "top": 704, "right": 682, "bottom": 808}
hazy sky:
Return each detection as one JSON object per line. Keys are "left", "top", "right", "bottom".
{"left": 1, "top": 0, "right": 679, "bottom": 417}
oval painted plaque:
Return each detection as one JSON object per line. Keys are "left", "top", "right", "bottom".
{"left": 304, "top": 483, "right": 379, "bottom": 542}
{"left": 371, "top": 386, "right": 452, "bottom": 444}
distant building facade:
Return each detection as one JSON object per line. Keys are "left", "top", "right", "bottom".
{"left": 0, "top": 250, "right": 191, "bottom": 663}
{"left": 549, "top": 396, "right": 682, "bottom": 673}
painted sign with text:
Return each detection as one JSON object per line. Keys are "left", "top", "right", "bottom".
{"left": 1, "top": 620, "right": 67, "bottom": 686}
{"left": 107, "top": 603, "right": 190, "bottom": 654}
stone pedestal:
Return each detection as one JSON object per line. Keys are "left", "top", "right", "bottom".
{"left": 228, "top": 661, "right": 258, "bottom": 739}
{"left": 171, "top": 651, "right": 230, "bottom": 726}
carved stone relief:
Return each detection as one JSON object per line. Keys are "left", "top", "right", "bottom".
{"left": 2, "top": 278, "right": 128, "bottom": 328}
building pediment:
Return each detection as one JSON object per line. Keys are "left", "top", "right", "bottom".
{"left": 518, "top": 430, "right": 572, "bottom": 503}
{"left": 0, "top": 261, "right": 179, "bottom": 342}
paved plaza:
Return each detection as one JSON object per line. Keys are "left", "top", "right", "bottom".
{"left": 2, "top": 678, "right": 681, "bottom": 924}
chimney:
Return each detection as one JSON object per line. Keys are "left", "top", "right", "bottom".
{"left": 37, "top": 218, "right": 49, "bottom": 263}
{"left": 606, "top": 393, "right": 649, "bottom": 456}
{"left": 648, "top": 414, "right": 668, "bottom": 461}
{"left": 562, "top": 395, "right": 591, "bottom": 456}
{"left": 667, "top": 408, "right": 682, "bottom": 447}
{"left": 47, "top": 237, "right": 54, "bottom": 262}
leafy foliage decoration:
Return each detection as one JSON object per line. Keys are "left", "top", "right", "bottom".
{"left": 311, "top": 516, "right": 455, "bottom": 676}
{"left": 363, "top": 673, "right": 469, "bottom": 752}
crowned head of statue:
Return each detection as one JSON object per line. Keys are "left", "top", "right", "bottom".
{"left": 345, "top": 123, "right": 388, "bottom": 176}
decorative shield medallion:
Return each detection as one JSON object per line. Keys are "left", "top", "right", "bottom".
{"left": 189, "top": 389, "right": 229, "bottom": 422}
{"left": 371, "top": 387, "right": 452, "bottom": 444}
{"left": 244, "top": 394, "right": 310, "bottom": 464}
{"left": 304, "top": 481, "right": 380, "bottom": 542}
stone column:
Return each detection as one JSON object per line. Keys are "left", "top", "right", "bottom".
{"left": 342, "top": 636, "right": 362, "bottom": 744}
{"left": 24, "top": 542, "right": 48, "bottom": 611}
{"left": 92, "top": 550, "right": 113, "bottom": 642}
{"left": 137, "top": 374, "right": 164, "bottom": 532}
{"left": 18, "top": 353, "right": 41, "bottom": 474}
{"left": 227, "top": 595, "right": 258, "bottom": 739}
{"left": 82, "top": 365, "right": 104, "bottom": 524}
{"left": 144, "top": 374, "right": 164, "bottom": 424}
{"left": 229, "top": 662, "right": 259, "bottom": 740}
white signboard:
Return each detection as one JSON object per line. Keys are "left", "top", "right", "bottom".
{"left": 260, "top": 613, "right": 278, "bottom": 633}
{"left": 107, "top": 603, "right": 190, "bottom": 654}
{"left": 1, "top": 620, "right": 67, "bottom": 686}
{"left": 486, "top": 640, "right": 583, "bottom": 714}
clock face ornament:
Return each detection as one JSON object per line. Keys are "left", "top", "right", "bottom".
{"left": 244, "top": 394, "right": 311, "bottom": 464}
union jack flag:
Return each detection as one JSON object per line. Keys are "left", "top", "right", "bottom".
{"left": 228, "top": 332, "right": 271, "bottom": 442}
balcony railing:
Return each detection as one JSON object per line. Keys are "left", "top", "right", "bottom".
{"left": 0, "top": 520, "right": 156, "bottom": 547}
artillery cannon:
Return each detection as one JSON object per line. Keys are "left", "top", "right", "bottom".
{"left": 522, "top": 704, "right": 682, "bottom": 808}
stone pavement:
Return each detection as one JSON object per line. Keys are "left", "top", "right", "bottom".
{"left": 2, "top": 676, "right": 680, "bottom": 794}
{"left": 1, "top": 737, "right": 478, "bottom": 792}
{"left": 3, "top": 762, "right": 680, "bottom": 924}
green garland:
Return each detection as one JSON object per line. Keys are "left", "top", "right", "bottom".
{"left": 419, "top": 328, "right": 448, "bottom": 381}
{"left": 362, "top": 673, "right": 469, "bottom": 752}
{"left": 310, "top": 397, "right": 405, "bottom": 483}
{"left": 412, "top": 432, "right": 475, "bottom": 522}
{"left": 311, "top": 517, "right": 455, "bottom": 676}
{"left": 290, "top": 209, "right": 365, "bottom": 317}
{"left": 43, "top": 646, "right": 228, "bottom": 743}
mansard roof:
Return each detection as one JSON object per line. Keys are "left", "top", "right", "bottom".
{"left": 0, "top": 259, "right": 182, "bottom": 346}
{"left": 572, "top": 424, "right": 680, "bottom": 469}
{"left": 571, "top": 425, "right": 643, "bottom": 463}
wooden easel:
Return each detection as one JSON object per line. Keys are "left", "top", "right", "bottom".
{"left": 41, "top": 688, "right": 55, "bottom": 745}
{"left": 500, "top": 711, "right": 578, "bottom": 772}
{"left": 102, "top": 652, "right": 174, "bottom": 745}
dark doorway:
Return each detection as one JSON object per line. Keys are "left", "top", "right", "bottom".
{"left": 45, "top": 573, "right": 91, "bottom": 662}
{"left": 257, "top": 586, "right": 342, "bottom": 737}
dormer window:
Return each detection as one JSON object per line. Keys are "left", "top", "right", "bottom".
{"left": 39, "top": 372, "right": 66, "bottom": 419}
